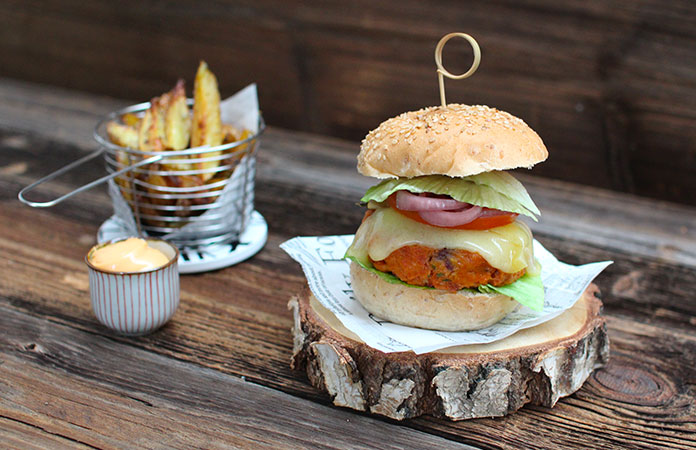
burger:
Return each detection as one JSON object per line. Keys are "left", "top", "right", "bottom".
{"left": 345, "top": 104, "right": 548, "bottom": 331}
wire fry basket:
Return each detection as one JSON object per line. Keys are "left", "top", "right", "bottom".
{"left": 94, "top": 101, "right": 265, "bottom": 247}
{"left": 20, "top": 99, "right": 265, "bottom": 255}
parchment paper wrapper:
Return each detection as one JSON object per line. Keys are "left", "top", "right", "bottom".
{"left": 280, "top": 236, "right": 612, "bottom": 354}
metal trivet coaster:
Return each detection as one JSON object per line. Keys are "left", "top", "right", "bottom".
{"left": 98, "top": 210, "right": 268, "bottom": 274}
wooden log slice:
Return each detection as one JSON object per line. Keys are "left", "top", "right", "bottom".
{"left": 289, "top": 284, "right": 609, "bottom": 421}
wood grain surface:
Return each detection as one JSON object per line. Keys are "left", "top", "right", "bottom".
{"left": 0, "top": 306, "right": 477, "bottom": 450}
{"left": 1, "top": 79, "right": 695, "bottom": 449}
{"left": 1, "top": 1, "right": 696, "bottom": 205}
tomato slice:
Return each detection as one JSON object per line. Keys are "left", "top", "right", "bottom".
{"left": 361, "top": 209, "right": 375, "bottom": 223}
{"left": 386, "top": 194, "right": 518, "bottom": 230}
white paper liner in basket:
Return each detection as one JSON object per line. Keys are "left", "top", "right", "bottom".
{"left": 108, "top": 84, "right": 260, "bottom": 242}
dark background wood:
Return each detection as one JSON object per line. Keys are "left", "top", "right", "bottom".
{"left": 1, "top": 0, "right": 695, "bottom": 205}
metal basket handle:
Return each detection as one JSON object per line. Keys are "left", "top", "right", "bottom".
{"left": 18, "top": 149, "right": 163, "bottom": 208}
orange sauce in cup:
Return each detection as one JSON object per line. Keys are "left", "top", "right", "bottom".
{"left": 90, "top": 238, "right": 169, "bottom": 272}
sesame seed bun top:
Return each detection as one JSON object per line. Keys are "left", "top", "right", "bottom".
{"left": 357, "top": 104, "right": 548, "bottom": 178}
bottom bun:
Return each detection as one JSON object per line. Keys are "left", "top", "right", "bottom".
{"left": 350, "top": 262, "right": 517, "bottom": 332}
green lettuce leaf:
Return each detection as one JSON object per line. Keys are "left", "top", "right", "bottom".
{"left": 361, "top": 172, "right": 539, "bottom": 220}
{"left": 346, "top": 255, "right": 545, "bottom": 311}
{"left": 478, "top": 272, "right": 544, "bottom": 311}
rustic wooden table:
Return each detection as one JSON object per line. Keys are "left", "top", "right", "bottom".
{"left": 1, "top": 78, "right": 695, "bottom": 449}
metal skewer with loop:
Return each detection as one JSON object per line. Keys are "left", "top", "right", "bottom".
{"left": 434, "top": 32, "right": 481, "bottom": 106}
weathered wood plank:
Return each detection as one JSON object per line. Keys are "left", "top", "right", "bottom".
{"left": 1, "top": 1, "right": 696, "bottom": 204}
{"left": 1, "top": 81, "right": 696, "bottom": 448}
{"left": 0, "top": 417, "right": 92, "bottom": 450}
{"left": 3, "top": 156, "right": 696, "bottom": 333}
{"left": 0, "top": 78, "right": 124, "bottom": 151}
{"left": 2, "top": 122, "right": 696, "bottom": 327}
{"left": 411, "top": 315, "right": 696, "bottom": 450}
{"left": 0, "top": 190, "right": 695, "bottom": 448}
{"left": 2, "top": 73, "right": 695, "bottom": 266}
{"left": 0, "top": 305, "right": 478, "bottom": 450}
{"left": 2, "top": 105, "right": 695, "bottom": 269}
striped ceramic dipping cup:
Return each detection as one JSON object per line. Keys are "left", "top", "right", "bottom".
{"left": 85, "top": 238, "right": 180, "bottom": 335}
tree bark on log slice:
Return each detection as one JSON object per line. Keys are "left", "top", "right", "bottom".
{"left": 289, "top": 284, "right": 609, "bottom": 421}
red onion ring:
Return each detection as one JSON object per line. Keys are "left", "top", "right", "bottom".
{"left": 418, "top": 205, "right": 483, "bottom": 227}
{"left": 476, "top": 208, "right": 511, "bottom": 218}
{"left": 395, "top": 190, "right": 464, "bottom": 211}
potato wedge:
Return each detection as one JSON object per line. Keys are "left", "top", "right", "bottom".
{"left": 191, "top": 61, "right": 223, "bottom": 181}
{"left": 138, "top": 172, "right": 175, "bottom": 228}
{"left": 174, "top": 174, "right": 225, "bottom": 214}
{"left": 121, "top": 112, "right": 141, "bottom": 128}
{"left": 215, "top": 128, "right": 255, "bottom": 178}
{"left": 113, "top": 170, "right": 134, "bottom": 202}
{"left": 165, "top": 174, "right": 207, "bottom": 216}
{"left": 106, "top": 121, "right": 140, "bottom": 201}
{"left": 107, "top": 121, "right": 139, "bottom": 149}
{"left": 221, "top": 124, "right": 240, "bottom": 144}
{"left": 138, "top": 92, "right": 170, "bottom": 151}
{"left": 166, "top": 174, "right": 204, "bottom": 190}
{"left": 159, "top": 80, "right": 193, "bottom": 172}
{"left": 226, "top": 128, "right": 254, "bottom": 159}
{"left": 165, "top": 80, "right": 190, "bottom": 151}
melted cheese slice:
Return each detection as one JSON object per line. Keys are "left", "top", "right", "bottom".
{"left": 347, "top": 207, "right": 537, "bottom": 275}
